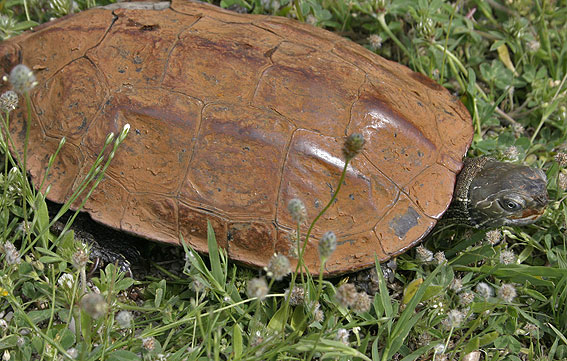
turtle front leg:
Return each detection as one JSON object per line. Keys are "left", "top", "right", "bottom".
{"left": 51, "top": 214, "right": 139, "bottom": 277}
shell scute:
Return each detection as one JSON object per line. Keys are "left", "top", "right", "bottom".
{"left": 163, "top": 16, "right": 279, "bottom": 103}
{"left": 178, "top": 202, "right": 228, "bottom": 252}
{"left": 122, "top": 194, "right": 178, "bottom": 244}
{"left": 34, "top": 58, "right": 108, "bottom": 142}
{"left": 82, "top": 87, "right": 201, "bottom": 195}
{"left": 19, "top": 9, "right": 113, "bottom": 85}
{"left": 87, "top": 9, "right": 192, "bottom": 90}
{"left": 277, "top": 130, "right": 399, "bottom": 238}
{"left": 253, "top": 41, "right": 365, "bottom": 136}
{"left": 180, "top": 103, "right": 293, "bottom": 218}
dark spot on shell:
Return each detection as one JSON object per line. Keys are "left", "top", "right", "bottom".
{"left": 140, "top": 24, "right": 160, "bottom": 31}
{"left": 389, "top": 207, "right": 420, "bottom": 239}
{"left": 337, "top": 238, "right": 355, "bottom": 246}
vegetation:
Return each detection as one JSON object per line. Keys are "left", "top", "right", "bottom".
{"left": 1, "top": 0, "right": 566, "bottom": 359}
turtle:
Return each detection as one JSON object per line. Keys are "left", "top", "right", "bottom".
{"left": 0, "top": 0, "right": 548, "bottom": 275}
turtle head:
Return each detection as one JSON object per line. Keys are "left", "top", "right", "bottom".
{"left": 454, "top": 157, "right": 548, "bottom": 228}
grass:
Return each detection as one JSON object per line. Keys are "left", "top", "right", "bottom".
{"left": 1, "top": 0, "right": 567, "bottom": 359}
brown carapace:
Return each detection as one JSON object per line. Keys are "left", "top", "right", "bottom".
{"left": 0, "top": 0, "right": 473, "bottom": 275}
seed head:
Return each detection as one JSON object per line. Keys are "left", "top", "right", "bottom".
{"left": 497, "top": 283, "right": 517, "bottom": 302}
{"left": 287, "top": 198, "right": 307, "bottom": 223}
{"left": 352, "top": 292, "right": 371, "bottom": 313}
{"left": 9, "top": 64, "right": 37, "bottom": 94}
{"left": 434, "top": 251, "right": 447, "bottom": 264}
{"left": 318, "top": 231, "right": 337, "bottom": 261}
{"left": 368, "top": 34, "right": 383, "bottom": 50}
{"left": 266, "top": 253, "right": 291, "bottom": 281}
{"left": 556, "top": 153, "right": 567, "bottom": 167}
{"left": 459, "top": 291, "right": 474, "bottom": 305}
{"left": 80, "top": 293, "right": 107, "bottom": 319}
{"left": 0, "top": 91, "right": 18, "bottom": 112}
{"left": 285, "top": 286, "right": 306, "bottom": 306}
{"left": 66, "top": 348, "right": 78, "bottom": 359}
{"left": 499, "top": 249, "right": 516, "bottom": 265}
{"left": 523, "top": 322, "right": 538, "bottom": 337}
{"left": 449, "top": 278, "right": 463, "bottom": 292}
{"left": 443, "top": 309, "right": 465, "bottom": 329}
{"left": 502, "top": 146, "right": 519, "bottom": 162}
{"left": 312, "top": 302, "right": 324, "bottom": 322}
{"left": 559, "top": 172, "right": 567, "bottom": 190}
{"left": 116, "top": 310, "right": 133, "bottom": 328}
{"left": 415, "top": 244, "right": 433, "bottom": 262}
{"left": 1, "top": 242, "right": 21, "bottom": 265}
{"left": 335, "top": 283, "right": 357, "bottom": 308}
{"left": 485, "top": 229, "right": 502, "bottom": 245}
{"left": 72, "top": 247, "right": 89, "bottom": 270}
{"left": 247, "top": 277, "right": 269, "bottom": 300}
{"left": 336, "top": 328, "right": 350, "bottom": 345}
{"left": 142, "top": 337, "right": 156, "bottom": 351}
{"left": 527, "top": 40, "right": 540, "bottom": 52}
{"left": 342, "top": 133, "right": 365, "bottom": 160}
{"left": 433, "top": 343, "right": 446, "bottom": 355}
{"left": 475, "top": 282, "right": 493, "bottom": 300}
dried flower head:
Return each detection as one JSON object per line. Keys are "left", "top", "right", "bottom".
{"left": 0, "top": 91, "right": 18, "bottom": 112}
{"left": 485, "top": 229, "right": 502, "bottom": 245}
{"left": 527, "top": 39, "right": 540, "bottom": 52}
{"left": 335, "top": 283, "right": 357, "bottom": 308}
{"left": 116, "top": 310, "right": 133, "bottom": 328}
{"left": 433, "top": 343, "right": 446, "bottom": 355}
{"left": 142, "top": 337, "right": 156, "bottom": 351}
{"left": 368, "top": 34, "right": 383, "bottom": 50}
{"left": 72, "top": 247, "right": 89, "bottom": 270}
{"left": 66, "top": 348, "right": 78, "bottom": 359}
{"left": 415, "top": 244, "right": 433, "bottom": 262}
{"left": 9, "top": 64, "right": 37, "bottom": 94}
{"left": 336, "top": 328, "right": 350, "bottom": 345}
{"left": 1, "top": 242, "right": 21, "bottom": 265}
{"left": 285, "top": 286, "right": 306, "bottom": 306}
{"left": 287, "top": 198, "right": 307, "bottom": 223}
{"left": 342, "top": 133, "right": 365, "bottom": 160}
{"left": 559, "top": 172, "right": 567, "bottom": 190}
{"left": 267, "top": 253, "right": 291, "bottom": 281}
{"left": 523, "top": 322, "right": 538, "bottom": 337}
{"left": 502, "top": 146, "right": 519, "bottom": 162}
{"left": 449, "top": 277, "right": 463, "bottom": 292}
{"left": 313, "top": 302, "right": 324, "bottom": 322}
{"left": 498, "top": 283, "right": 517, "bottom": 303}
{"left": 443, "top": 309, "right": 465, "bottom": 329}
{"left": 80, "top": 293, "right": 107, "bottom": 319}
{"left": 459, "top": 291, "right": 474, "bottom": 305}
{"left": 499, "top": 249, "right": 516, "bottom": 265}
{"left": 318, "top": 231, "right": 337, "bottom": 260}
{"left": 247, "top": 277, "right": 269, "bottom": 300}
{"left": 475, "top": 282, "right": 493, "bottom": 300}
{"left": 556, "top": 152, "right": 567, "bottom": 167}
{"left": 352, "top": 292, "right": 371, "bottom": 313}
{"left": 434, "top": 251, "right": 447, "bottom": 264}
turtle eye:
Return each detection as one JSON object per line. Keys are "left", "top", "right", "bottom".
{"left": 499, "top": 199, "right": 522, "bottom": 211}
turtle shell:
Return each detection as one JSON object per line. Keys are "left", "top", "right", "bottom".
{"left": 0, "top": 0, "right": 473, "bottom": 275}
